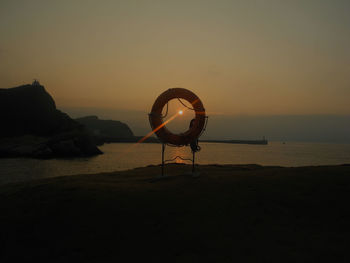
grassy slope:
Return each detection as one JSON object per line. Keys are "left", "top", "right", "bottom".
{"left": 1, "top": 164, "right": 350, "bottom": 262}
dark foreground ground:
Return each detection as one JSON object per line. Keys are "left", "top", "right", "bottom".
{"left": 1, "top": 164, "right": 350, "bottom": 262}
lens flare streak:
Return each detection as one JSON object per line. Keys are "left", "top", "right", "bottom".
{"left": 137, "top": 112, "right": 180, "bottom": 144}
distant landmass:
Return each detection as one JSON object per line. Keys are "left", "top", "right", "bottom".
{"left": 74, "top": 116, "right": 268, "bottom": 145}
{"left": 62, "top": 107, "right": 350, "bottom": 144}
{"left": 0, "top": 81, "right": 102, "bottom": 158}
{"left": 75, "top": 115, "right": 135, "bottom": 144}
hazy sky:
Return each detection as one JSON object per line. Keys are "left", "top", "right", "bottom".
{"left": 1, "top": 0, "right": 350, "bottom": 116}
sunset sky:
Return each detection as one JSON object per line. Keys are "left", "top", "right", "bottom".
{"left": 1, "top": 0, "right": 350, "bottom": 116}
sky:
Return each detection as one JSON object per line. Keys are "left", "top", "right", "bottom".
{"left": 1, "top": 0, "right": 350, "bottom": 115}
{"left": 1, "top": 0, "right": 350, "bottom": 142}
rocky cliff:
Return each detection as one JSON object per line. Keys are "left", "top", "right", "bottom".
{"left": 0, "top": 82, "right": 102, "bottom": 158}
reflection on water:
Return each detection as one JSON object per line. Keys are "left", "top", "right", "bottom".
{"left": 0, "top": 141, "right": 349, "bottom": 184}
{"left": 170, "top": 146, "right": 188, "bottom": 164}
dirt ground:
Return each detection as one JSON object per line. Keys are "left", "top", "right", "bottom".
{"left": 1, "top": 163, "right": 350, "bottom": 262}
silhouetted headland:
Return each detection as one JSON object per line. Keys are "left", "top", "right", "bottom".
{"left": 0, "top": 82, "right": 102, "bottom": 158}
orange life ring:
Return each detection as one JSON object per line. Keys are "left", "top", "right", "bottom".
{"left": 149, "top": 88, "right": 206, "bottom": 146}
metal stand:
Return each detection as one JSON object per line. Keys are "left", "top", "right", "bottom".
{"left": 160, "top": 143, "right": 197, "bottom": 177}
{"left": 161, "top": 143, "right": 165, "bottom": 177}
{"left": 192, "top": 150, "right": 195, "bottom": 174}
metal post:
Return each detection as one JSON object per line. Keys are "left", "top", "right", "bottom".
{"left": 192, "top": 150, "right": 195, "bottom": 174}
{"left": 161, "top": 143, "right": 165, "bottom": 176}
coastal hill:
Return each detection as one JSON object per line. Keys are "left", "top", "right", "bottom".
{"left": 0, "top": 81, "right": 102, "bottom": 158}
{"left": 75, "top": 115, "right": 134, "bottom": 144}
{"left": 1, "top": 164, "right": 350, "bottom": 262}
{"left": 0, "top": 82, "right": 77, "bottom": 137}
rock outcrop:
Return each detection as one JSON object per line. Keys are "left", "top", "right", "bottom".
{"left": 0, "top": 82, "right": 102, "bottom": 158}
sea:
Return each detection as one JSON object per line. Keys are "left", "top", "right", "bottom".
{"left": 0, "top": 141, "right": 349, "bottom": 185}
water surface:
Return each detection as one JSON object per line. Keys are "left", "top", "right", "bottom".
{"left": 0, "top": 141, "right": 349, "bottom": 184}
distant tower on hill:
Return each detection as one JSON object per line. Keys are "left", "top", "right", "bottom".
{"left": 32, "top": 79, "right": 40, "bottom": 86}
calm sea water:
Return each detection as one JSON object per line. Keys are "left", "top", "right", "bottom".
{"left": 0, "top": 141, "right": 349, "bottom": 185}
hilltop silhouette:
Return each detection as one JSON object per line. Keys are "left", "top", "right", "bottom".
{"left": 0, "top": 81, "right": 102, "bottom": 158}
{"left": 0, "top": 82, "right": 80, "bottom": 137}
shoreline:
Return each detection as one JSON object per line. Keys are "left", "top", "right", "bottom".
{"left": 1, "top": 162, "right": 350, "bottom": 186}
